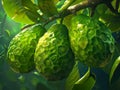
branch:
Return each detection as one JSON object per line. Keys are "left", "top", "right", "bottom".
{"left": 64, "top": 0, "right": 102, "bottom": 16}
{"left": 44, "top": 0, "right": 103, "bottom": 26}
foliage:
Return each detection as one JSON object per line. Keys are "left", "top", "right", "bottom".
{"left": 1, "top": 0, "right": 120, "bottom": 90}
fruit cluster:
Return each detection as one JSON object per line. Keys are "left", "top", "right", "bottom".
{"left": 7, "top": 14, "right": 115, "bottom": 81}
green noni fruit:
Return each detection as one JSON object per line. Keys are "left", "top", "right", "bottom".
{"left": 69, "top": 14, "right": 115, "bottom": 68}
{"left": 34, "top": 24, "right": 75, "bottom": 81}
{"left": 7, "top": 24, "right": 46, "bottom": 73}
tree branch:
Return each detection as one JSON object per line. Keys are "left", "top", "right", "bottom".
{"left": 66, "top": 0, "right": 102, "bottom": 16}
{"left": 44, "top": 0, "right": 103, "bottom": 26}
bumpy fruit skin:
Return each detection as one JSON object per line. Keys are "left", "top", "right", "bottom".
{"left": 7, "top": 24, "right": 46, "bottom": 73}
{"left": 69, "top": 14, "right": 115, "bottom": 68}
{"left": 34, "top": 24, "right": 75, "bottom": 81}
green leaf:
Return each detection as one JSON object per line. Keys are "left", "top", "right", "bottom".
{"left": 73, "top": 67, "right": 96, "bottom": 90}
{"left": 2, "top": 0, "right": 42, "bottom": 24}
{"left": 58, "top": 0, "right": 75, "bottom": 12}
{"left": 96, "top": 2, "right": 120, "bottom": 32}
{"left": 73, "top": 74, "right": 96, "bottom": 90}
{"left": 65, "top": 61, "right": 80, "bottom": 90}
{"left": 56, "top": 0, "right": 65, "bottom": 9}
{"left": 109, "top": 56, "right": 120, "bottom": 82}
{"left": 111, "top": 0, "right": 120, "bottom": 13}
{"left": 93, "top": 4, "right": 107, "bottom": 19}
{"left": 53, "top": 0, "right": 60, "bottom": 4}
{"left": 100, "top": 14, "right": 120, "bottom": 32}
{"left": 21, "top": 0, "right": 38, "bottom": 12}
{"left": 38, "top": 0, "right": 58, "bottom": 17}
{"left": 71, "top": 0, "right": 84, "bottom": 5}
{"left": 75, "top": 67, "right": 90, "bottom": 85}
{"left": 4, "top": 29, "right": 11, "bottom": 37}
